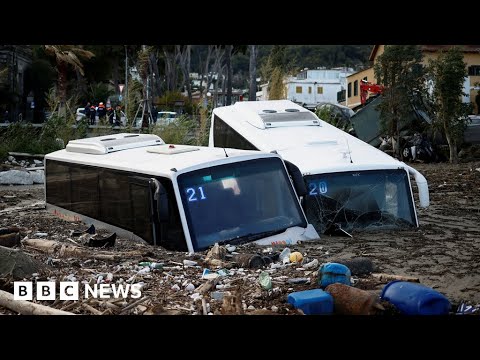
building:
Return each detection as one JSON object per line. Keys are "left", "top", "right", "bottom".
{"left": 0, "top": 45, "right": 32, "bottom": 122}
{"left": 285, "top": 67, "right": 354, "bottom": 109}
{"left": 344, "top": 45, "right": 480, "bottom": 112}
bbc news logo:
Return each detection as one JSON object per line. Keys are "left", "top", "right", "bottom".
{"left": 14, "top": 282, "right": 142, "bottom": 301}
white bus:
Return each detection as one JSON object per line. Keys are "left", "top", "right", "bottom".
{"left": 44, "top": 133, "right": 318, "bottom": 252}
{"left": 209, "top": 100, "right": 430, "bottom": 235}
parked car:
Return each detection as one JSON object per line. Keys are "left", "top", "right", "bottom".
{"left": 157, "top": 111, "right": 177, "bottom": 124}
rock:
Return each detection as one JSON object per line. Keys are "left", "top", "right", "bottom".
{"left": 0, "top": 246, "right": 45, "bottom": 280}
{"left": 7, "top": 156, "right": 14, "bottom": 162}
{"left": 247, "top": 305, "right": 255, "bottom": 311}
{"left": 333, "top": 257, "right": 375, "bottom": 276}
{"left": 30, "top": 170, "right": 44, "bottom": 184}
{"left": 0, "top": 170, "right": 33, "bottom": 185}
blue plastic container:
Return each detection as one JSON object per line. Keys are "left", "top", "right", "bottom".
{"left": 318, "top": 263, "right": 351, "bottom": 288}
{"left": 287, "top": 289, "right": 334, "bottom": 315}
{"left": 380, "top": 281, "right": 451, "bottom": 315}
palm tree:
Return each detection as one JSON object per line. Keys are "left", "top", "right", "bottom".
{"left": 44, "top": 45, "right": 94, "bottom": 114}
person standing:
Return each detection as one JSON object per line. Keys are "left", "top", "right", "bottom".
{"left": 97, "top": 102, "right": 106, "bottom": 121}
{"left": 84, "top": 101, "right": 91, "bottom": 118}
{"left": 89, "top": 105, "right": 96, "bottom": 125}
{"left": 151, "top": 104, "right": 158, "bottom": 124}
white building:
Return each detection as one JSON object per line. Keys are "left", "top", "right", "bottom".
{"left": 286, "top": 67, "right": 354, "bottom": 109}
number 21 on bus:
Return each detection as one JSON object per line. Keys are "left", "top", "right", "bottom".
{"left": 186, "top": 186, "right": 207, "bottom": 202}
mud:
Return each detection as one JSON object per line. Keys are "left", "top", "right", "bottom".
{"left": 0, "top": 161, "right": 479, "bottom": 314}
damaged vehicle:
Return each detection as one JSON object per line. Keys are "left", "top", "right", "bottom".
{"left": 210, "top": 100, "right": 429, "bottom": 235}
{"left": 44, "top": 133, "right": 318, "bottom": 252}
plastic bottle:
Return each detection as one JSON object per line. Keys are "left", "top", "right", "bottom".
{"left": 138, "top": 261, "right": 163, "bottom": 269}
{"left": 279, "top": 248, "right": 291, "bottom": 263}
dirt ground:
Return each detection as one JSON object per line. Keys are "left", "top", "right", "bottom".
{"left": 1, "top": 161, "right": 479, "bottom": 315}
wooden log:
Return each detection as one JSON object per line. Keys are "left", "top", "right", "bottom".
{"left": 82, "top": 303, "right": 103, "bottom": 315}
{"left": 0, "top": 227, "right": 22, "bottom": 236}
{"left": 22, "top": 238, "right": 125, "bottom": 261}
{"left": 196, "top": 278, "right": 220, "bottom": 295}
{"left": 371, "top": 273, "right": 419, "bottom": 283}
{"left": 0, "top": 289, "right": 74, "bottom": 315}
{"left": 221, "top": 291, "right": 244, "bottom": 315}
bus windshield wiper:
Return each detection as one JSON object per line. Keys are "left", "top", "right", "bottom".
{"left": 218, "top": 228, "right": 288, "bottom": 246}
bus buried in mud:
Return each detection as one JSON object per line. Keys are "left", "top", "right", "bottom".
{"left": 44, "top": 133, "right": 318, "bottom": 252}
{"left": 209, "top": 100, "right": 430, "bottom": 236}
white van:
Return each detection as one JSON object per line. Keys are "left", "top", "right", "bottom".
{"left": 156, "top": 111, "right": 178, "bottom": 125}
{"left": 209, "top": 100, "right": 429, "bottom": 235}
{"left": 44, "top": 133, "right": 318, "bottom": 252}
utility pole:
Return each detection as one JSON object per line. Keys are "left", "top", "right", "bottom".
{"left": 125, "top": 45, "right": 128, "bottom": 123}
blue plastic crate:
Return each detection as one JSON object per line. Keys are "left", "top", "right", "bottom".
{"left": 287, "top": 289, "right": 334, "bottom": 315}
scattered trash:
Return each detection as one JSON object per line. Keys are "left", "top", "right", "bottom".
{"left": 206, "top": 243, "right": 226, "bottom": 261}
{"left": 185, "top": 283, "right": 195, "bottom": 292}
{"left": 88, "top": 233, "right": 116, "bottom": 248}
{"left": 217, "top": 269, "right": 229, "bottom": 277}
{"left": 71, "top": 224, "right": 96, "bottom": 237}
{"left": 289, "top": 251, "right": 303, "bottom": 263}
{"left": 303, "top": 258, "right": 319, "bottom": 270}
{"left": 139, "top": 262, "right": 163, "bottom": 270}
{"left": 232, "top": 253, "right": 265, "bottom": 269}
{"left": 171, "top": 284, "right": 180, "bottom": 291}
{"left": 326, "top": 283, "right": 378, "bottom": 315}
{"left": 279, "top": 248, "right": 291, "bottom": 264}
{"left": 34, "top": 232, "right": 48, "bottom": 238}
{"left": 380, "top": 281, "right": 451, "bottom": 315}
{"left": 183, "top": 259, "right": 198, "bottom": 267}
{"left": 318, "top": 262, "right": 351, "bottom": 288}
{"left": 258, "top": 271, "right": 272, "bottom": 290}
{"left": 226, "top": 245, "right": 236, "bottom": 253}
{"left": 211, "top": 291, "right": 226, "bottom": 301}
{"left": 287, "top": 289, "right": 334, "bottom": 315}
{"left": 287, "top": 278, "right": 310, "bottom": 284}
{"left": 456, "top": 301, "right": 480, "bottom": 315}
{"left": 137, "top": 267, "right": 151, "bottom": 275}
{"left": 202, "top": 269, "right": 219, "bottom": 280}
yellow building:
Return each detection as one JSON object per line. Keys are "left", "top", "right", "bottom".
{"left": 344, "top": 45, "right": 480, "bottom": 113}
